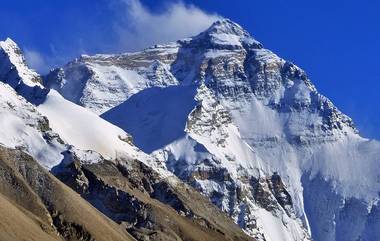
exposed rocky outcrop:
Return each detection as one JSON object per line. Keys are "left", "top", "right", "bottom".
{"left": 0, "top": 145, "right": 136, "bottom": 241}
{"left": 54, "top": 152, "right": 255, "bottom": 241}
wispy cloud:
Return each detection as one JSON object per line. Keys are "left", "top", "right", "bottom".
{"left": 24, "top": 47, "right": 71, "bottom": 74}
{"left": 113, "top": 0, "right": 220, "bottom": 51}
{"left": 23, "top": 0, "right": 220, "bottom": 73}
{"left": 24, "top": 49, "right": 48, "bottom": 73}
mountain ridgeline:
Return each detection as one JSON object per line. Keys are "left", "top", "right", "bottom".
{"left": 0, "top": 19, "right": 379, "bottom": 241}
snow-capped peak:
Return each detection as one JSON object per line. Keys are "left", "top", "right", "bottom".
{"left": 206, "top": 18, "right": 249, "bottom": 37}
{"left": 0, "top": 38, "right": 42, "bottom": 88}
{"left": 191, "top": 18, "right": 262, "bottom": 49}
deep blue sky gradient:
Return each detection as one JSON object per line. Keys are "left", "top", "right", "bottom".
{"left": 0, "top": 0, "right": 379, "bottom": 139}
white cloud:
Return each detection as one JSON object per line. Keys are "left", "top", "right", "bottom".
{"left": 114, "top": 0, "right": 221, "bottom": 51}
{"left": 24, "top": 49, "right": 47, "bottom": 73}
{"left": 24, "top": 48, "right": 67, "bottom": 74}
{"left": 23, "top": 1, "right": 221, "bottom": 73}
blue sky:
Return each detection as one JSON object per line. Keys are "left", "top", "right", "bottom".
{"left": 0, "top": 0, "right": 379, "bottom": 139}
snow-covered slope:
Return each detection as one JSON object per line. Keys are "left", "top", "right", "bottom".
{"left": 0, "top": 38, "right": 152, "bottom": 170}
{"left": 46, "top": 19, "right": 380, "bottom": 241}
{"left": 37, "top": 89, "right": 142, "bottom": 161}
{"left": 0, "top": 81, "right": 65, "bottom": 168}
{"left": 44, "top": 46, "right": 180, "bottom": 115}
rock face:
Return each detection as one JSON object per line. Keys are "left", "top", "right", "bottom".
{"left": 0, "top": 145, "right": 135, "bottom": 241}
{"left": 54, "top": 153, "right": 254, "bottom": 241}
{"left": 45, "top": 19, "right": 380, "bottom": 241}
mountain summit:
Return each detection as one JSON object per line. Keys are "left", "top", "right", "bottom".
{"left": 191, "top": 18, "right": 263, "bottom": 49}
{"left": 0, "top": 38, "right": 41, "bottom": 87}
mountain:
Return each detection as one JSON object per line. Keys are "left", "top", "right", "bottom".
{"left": 0, "top": 37, "right": 255, "bottom": 241}
{"left": 45, "top": 19, "right": 380, "bottom": 241}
